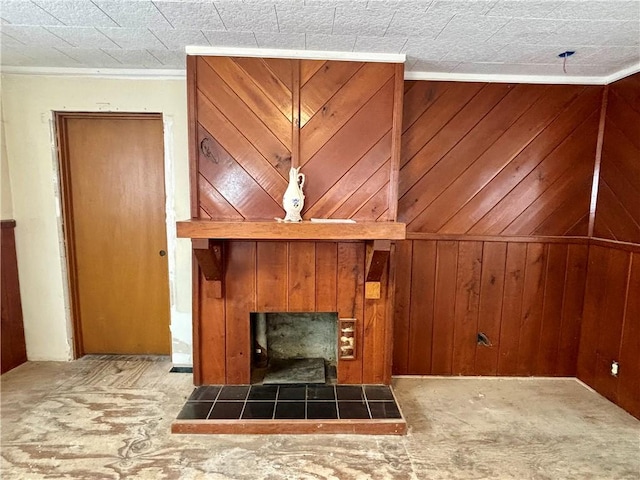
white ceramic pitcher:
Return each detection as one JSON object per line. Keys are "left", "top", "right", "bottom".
{"left": 282, "top": 167, "right": 305, "bottom": 222}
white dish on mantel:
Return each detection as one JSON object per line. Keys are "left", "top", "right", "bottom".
{"left": 310, "top": 218, "right": 356, "bottom": 223}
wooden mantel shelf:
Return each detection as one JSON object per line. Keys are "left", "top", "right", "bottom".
{"left": 177, "top": 220, "right": 406, "bottom": 241}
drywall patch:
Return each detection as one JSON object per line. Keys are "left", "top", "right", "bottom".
{"left": 170, "top": 309, "right": 192, "bottom": 367}
{"left": 49, "top": 113, "right": 74, "bottom": 360}
{"left": 163, "top": 116, "right": 192, "bottom": 367}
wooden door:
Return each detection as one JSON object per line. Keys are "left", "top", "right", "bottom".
{"left": 58, "top": 114, "right": 170, "bottom": 355}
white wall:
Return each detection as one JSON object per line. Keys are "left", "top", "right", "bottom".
{"left": 1, "top": 98, "right": 14, "bottom": 219}
{"left": 1, "top": 74, "right": 193, "bottom": 364}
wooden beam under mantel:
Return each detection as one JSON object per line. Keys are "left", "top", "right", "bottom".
{"left": 365, "top": 240, "right": 391, "bottom": 299}
{"left": 192, "top": 239, "right": 224, "bottom": 297}
{"left": 177, "top": 220, "right": 406, "bottom": 241}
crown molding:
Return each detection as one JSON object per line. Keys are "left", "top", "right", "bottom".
{"left": 1, "top": 61, "right": 637, "bottom": 86}
{"left": 604, "top": 62, "right": 640, "bottom": 84}
{"left": 404, "top": 70, "right": 606, "bottom": 85}
{"left": 185, "top": 46, "right": 406, "bottom": 64}
{"left": 0, "top": 66, "right": 186, "bottom": 79}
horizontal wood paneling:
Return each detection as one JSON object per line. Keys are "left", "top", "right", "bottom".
{"left": 196, "top": 240, "right": 390, "bottom": 385}
{"left": 392, "top": 239, "right": 589, "bottom": 377}
{"left": 398, "top": 81, "right": 602, "bottom": 236}
{"left": 594, "top": 73, "right": 640, "bottom": 244}
{"left": 578, "top": 244, "right": 640, "bottom": 419}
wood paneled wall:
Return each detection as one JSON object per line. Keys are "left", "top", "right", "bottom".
{"left": 581, "top": 73, "right": 640, "bottom": 420}
{"left": 192, "top": 56, "right": 403, "bottom": 222}
{"left": 578, "top": 244, "right": 640, "bottom": 419}
{"left": 594, "top": 73, "right": 640, "bottom": 243}
{"left": 393, "top": 76, "right": 639, "bottom": 420}
{"left": 300, "top": 61, "right": 399, "bottom": 221}
{"left": 192, "top": 56, "right": 292, "bottom": 220}
{"left": 195, "top": 240, "right": 393, "bottom": 385}
{"left": 393, "top": 239, "right": 588, "bottom": 376}
{"left": 393, "top": 80, "right": 601, "bottom": 376}
{"left": 399, "top": 82, "right": 602, "bottom": 235}
{"left": 1, "top": 221, "right": 27, "bottom": 374}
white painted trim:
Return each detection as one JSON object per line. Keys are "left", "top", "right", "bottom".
{"left": 185, "top": 46, "right": 406, "bottom": 63}
{"left": 2, "top": 60, "right": 637, "bottom": 85}
{"left": 404, "top": 70, "right": 605, "bottom": 85}
{"left": 604, "top": 62, "right": 640, "bottom": 84}
{"left": 0, "top": 66, "right": 186, "bottom": 79}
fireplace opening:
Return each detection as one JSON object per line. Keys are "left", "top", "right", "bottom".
{"left": 250, "top": 312, "right": 338, "bottom": 385}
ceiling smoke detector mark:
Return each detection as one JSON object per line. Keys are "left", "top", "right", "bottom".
{"left": 558, "top": 50, "right": 576, "bottom": 74}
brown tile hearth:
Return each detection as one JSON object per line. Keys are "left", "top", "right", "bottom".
{"left": 172, "top": 384, "right": 407, "bottom": 435}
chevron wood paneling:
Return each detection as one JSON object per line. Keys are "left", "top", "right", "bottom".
{"left": 393, "top": 239, "right": 589, "bottom": 377}
{"left": 191, "top": 57, "right": 401, "bottom": 222}
{"left": 300, "top": 60, "right": 396, "bottom": 221}
{"left": 194, "top": 56, "right": 293, "bottom": 221}
{"left": 594, "top": 73, "right": 640, "bottom": 244}
{"left": 398, "top": 81, "right": 603, "bottom": 235}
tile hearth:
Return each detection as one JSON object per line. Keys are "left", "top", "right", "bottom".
{"left": 172, "top": 384, "right": 407, "bottom": 435}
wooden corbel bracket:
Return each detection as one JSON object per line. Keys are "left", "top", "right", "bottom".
{"left": 365, "top": 239, "right": 391, "bottom": 299}
{"left": 192, "top": 239, "right": 224, "bottom": 298}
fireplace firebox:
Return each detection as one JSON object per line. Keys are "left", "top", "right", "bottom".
{"left": 250, "top": 312, "right": 338, "bottom": 385}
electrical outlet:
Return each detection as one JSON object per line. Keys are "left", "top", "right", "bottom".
{"left": 611, "top": 361, "right": 619, "bottom": 377}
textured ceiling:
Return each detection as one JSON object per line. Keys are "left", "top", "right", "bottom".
{"left": 1, "top": 0, "right": 639, "bottom": 79}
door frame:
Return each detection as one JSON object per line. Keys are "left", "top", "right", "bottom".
{"left": 55, "top": 112, "right": 172, "bottom": 358}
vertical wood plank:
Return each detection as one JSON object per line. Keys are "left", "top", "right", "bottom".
{"left": 291, "top": 59, "right": 300, "bottom": 168}
{"left": 589, "top": 86, "right": 609, "bottom": 236}
{"left": 388, "top": 62, "right": 404, "bottom": 221}
{"left": 516, "top": 243, "right": 547, "bottom": 375}
{"left": 577, "top": 245, "right": 610, "bottom": 385}
{"left": 288, "top": 242, "right": 316, "bottom": 311}
{"left": 337, "top": 242, "right": 365, "bottom": 384}
{"left": 187, "top": 55, "right": 199, "bottom": 218}
{"left": 592, "top": 248, "right": 630, "bottom": 402}
{"left": 392, "top": 240, "right": 413, "bottom": 374}
{"left": 315, "top": 242, "right": 338, "bottom": 312}
{"left": 191, "top": 256, "right": 202, "bottom": 384}
{"left": 431, "top": 241, "right": 458, "bottom": 375}
{"left": 363, "top": 243, "right": 388, "bottom": 383}
{"left": 618, "top": 252, "right": 640, "bottom": 418}
{"left": 557, "top": 243, "right": 589, "bottom": 376}
{"left": 536, "top": 243, "right": 568, "bottom": 375}
{"left": 383, "top": 243, "right": 397, "bottom": 383}
{"left": 498, "top": 243, "right": 527, "bottom": 375}
{"left": 0, "top": 223, "right": 28, "bottom": 374}
{"left": 407, "top": 240, "right": 437, "bottom": 374}
{"left": 452, "top": 241, "right": 483, "bottom": 375}
{"left": 199, "top": 267, "right": 226, "bottom": 384}
{"left": 256, "top": 242, "right": 288, "bottom": 311}
{"left": 225, "top": 241, "right": 256, "bottom": 384}
{"left": 475, "top": 242, "right": 507, "bottom": 375}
